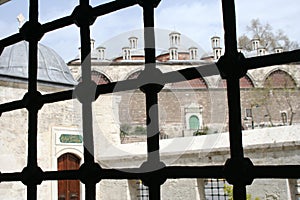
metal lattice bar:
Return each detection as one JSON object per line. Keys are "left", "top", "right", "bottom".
{"left": 0, "top": 0, "right": 299, "bottom": 200}
{"left": 221, "top": 0, "right": 246, "bottom": 199}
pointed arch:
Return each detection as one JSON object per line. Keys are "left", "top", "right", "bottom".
{"left": 78, "top": 70, "right": 111, "bottom": 85}
{"left": 264, "top": 69, "right": 297, "bottom": 88}
{"left": 218, "top": 74, "right": 254, "bottom": 88}
{"left": 171, "top": 77, "right": 208, "bottom": 89}
{"left": 126, "top": 70, "right": 142, "bottom": 80}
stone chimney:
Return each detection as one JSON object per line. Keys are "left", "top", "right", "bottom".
{"left": 274, "top": 46, "right": 283, "bottom": 53}
{"left": 96, "top": 46, "right": 106, "bottom": 60}
{"left": 257, "top": 46, "right": 266, "bottom": 56}
{"left": 188, "top": 47, "right": 198, "bottom": 60}
{"left": 169, "top": 47, "right": 178, "bottom": 60}
{"left": 169, "top": 31, "right": 181, "bottom": 47}
{"left": 251, "top": 38, "right": 260, "bottom": 51}
{"left": 122, "top": 47, "right": 131, "bottom": 60}
{"left": 129, "top": 36, "right": 138, "bottom": 49}
{"left": 211, "top": 36, "right": 220, "bottom": 49}
{"left": 90, "top": 39, "right": 95, "bottom": 50}
{"left": 211, "top": 36, "right": 222, "bottom": 60}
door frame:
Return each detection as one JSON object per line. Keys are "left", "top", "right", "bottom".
{"left": 52, "top": 127, "right": 84, "bottom": 200}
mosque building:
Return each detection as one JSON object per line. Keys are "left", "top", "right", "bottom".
{"left": 0, "top": 29, "right": 300, "bottom": 199}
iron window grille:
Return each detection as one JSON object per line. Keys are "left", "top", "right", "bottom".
{"left": 137, "top": 180, "right": 150, "bottom": 200}
{"left": 0, "top": 0, "right": 300, "bottom": 200}
{"left": 204, "top": 179, "right": 228, "bottom": 200}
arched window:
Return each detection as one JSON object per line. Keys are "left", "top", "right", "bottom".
{"left": 189, "top": 115, "right": 200, "bottom": 130}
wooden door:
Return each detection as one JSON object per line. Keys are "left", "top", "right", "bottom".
{"left": 58, "top": 153, "right": 80, "bottom": 200}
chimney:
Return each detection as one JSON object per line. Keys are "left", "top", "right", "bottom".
{"left": 122, "top": 47, "right": 131, "bottom": 60}
{"left": 188, "top": 47, "right": 198, "bottom": 60}
{"left": 129, "top": 36, "right": 138, "bottom": 49}
{"left": 169, "top": 47, "right": 178, "bottom": 60}
{"left": 211, "top": 36, "right": 222, "bottom": 60}
{"left": 274, "top": 46, "right": 283, "bottom": 53}
{"left": 251, "top": 38, "right": 260, "bottom": 51}
{"left": 211, "top": 36, "right": 220, "bottom": 49}
{"left": 96, "top": 46, "right": 106, "bottom": 60}
{"left": 169, "top": 31, "right": 181, "bottom": 47}
{"left": 257, "top": 47, "right": 266, "bottom": 56}
{"left": 90, "top": 39, "right": 95, "bottom": 50}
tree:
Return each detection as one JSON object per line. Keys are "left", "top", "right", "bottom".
{"left": 224, "top": 184, "right": 260, "bottom": 200}
{"left": 238, "top": 18, "right": 299, "bottom": 51}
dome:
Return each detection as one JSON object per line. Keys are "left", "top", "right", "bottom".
{"left": 0, "top": 41, "right": 77, "bottom": 86}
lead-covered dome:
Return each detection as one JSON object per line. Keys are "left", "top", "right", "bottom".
{"left": 0, "top": 41, "right": 77, "bottom": 86}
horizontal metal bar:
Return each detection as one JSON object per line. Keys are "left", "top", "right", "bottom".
{"left": 0, "top": 172, "right": 22, "bottom": 182}
{"left": 0, "top": 0, "right": 138, "bottom": 48}
{"left": 0, "top": 99, "right": 24, "bottom": 115}
{"left": 0, "top": 33, "right": 24, "bottom": 50}
{"left": 253, "top": 165, "right": 300, "bottom": 179}
{"left": 244, "top": 49, "right": 300, "bottom": 70}
{"left": 92, "top": 0, "right": 137, "bottom": 17}
{"left": 1, "top": 165, "right": 300, "bottom": 183}
{"left": 43, "top": 170, "right": 80, "bottom": 180}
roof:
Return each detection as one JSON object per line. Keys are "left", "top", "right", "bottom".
{"left": 0, "top": 41, "right": 77, "bottom": 86}
{"left": 69, "top": 30, "right": 205, "bottom": 62}
{"left": 0, "top": 0, "right": 11, "bottom": 5}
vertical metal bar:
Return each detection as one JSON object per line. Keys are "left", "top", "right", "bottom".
{"left": 143, "top": 5, "right": 156, "bottom": 66}
{"left": 145, "top": 92, "right": 160, "bottom": 162}
{"left": 27, "top": 0, "right": 39, "bottom": 199}
{"left": 29, "top": 0, "right": 38, "bottom": 23}
{"left": 80, "top": 20, "right": 92, "bottom": 82}
{"left": 148, "top": 183, "right": 160, "bottom": 200}
{"left": 221, "top": 0, "right": 246, "bottom": 199}
{"left": 221, "top": 0, "right": 238, "bottom": 57}
{"left": 85, "top": 183, "right": 96, "bottom": 200}
{"left": 141, "top": 3, "right": 161, "bottom": 200}
{"left": 77, "top": 1, "right": 97, "bottom": 200}
{"left": 80, "top": 24, "right": 94, "bottom": 163}
{"left": 142, "top": 0, "right": 160, "bottom": 164}
{"left": 27, "top": 185, "right": 37, "bottom": 200}
{"left": 227, "top": 78, "right": 244, "bottom": 158}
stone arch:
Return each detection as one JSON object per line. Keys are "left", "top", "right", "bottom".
{"left": 264, "top": 69, "right": 297, "bottom": 88}
{"left": 56, "top": 148, "right": 83, "bottom": 162}
{"left": 218, "top": 74, "right": 254, "bottom": 88}
{"left": 77, "top": 70, "right": 111, "bottom": 85}
{"left": 170, "top": 77, "right": 208, "bottom": 89}
{"left": 126, "top": 69, "right": 142, "bottom": 80}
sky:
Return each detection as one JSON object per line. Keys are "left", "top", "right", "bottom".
{"left": 0, "top": 0, "right": 299, "bottom": 62}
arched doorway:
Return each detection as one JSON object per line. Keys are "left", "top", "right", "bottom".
{"left": 58, "top": 153, "right": 81, "bottom": 200}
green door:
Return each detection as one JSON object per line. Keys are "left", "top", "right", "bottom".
{"left": 189, "top": 115, "right": 199, "bottom": 130}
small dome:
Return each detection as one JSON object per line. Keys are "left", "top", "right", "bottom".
{"left": 0, "top": 41, "right": 77, "bottom": 86}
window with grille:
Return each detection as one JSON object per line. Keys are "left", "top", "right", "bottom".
{"left": 137, "top": 180, "right": 149, "bottom": 200}
{"left": 204, "top": 179, "right": 228, "bottom": 200}
{"left": 0, "top": 0, "right": 300, "bottom": 200}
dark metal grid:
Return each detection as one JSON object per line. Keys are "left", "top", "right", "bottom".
{"left": 137, "top": 181, "right": 149, "bottom": 200}
{"left": 0, "top": 0, "right": 300, "bottom": 200}
{"left": 204, "top": 179, "right": 228, "bottom": 200}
